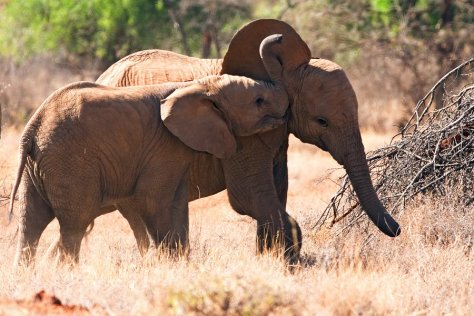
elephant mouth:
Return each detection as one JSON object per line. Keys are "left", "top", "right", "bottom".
{"left": 253, "top": 111, "right": 289, "bottom": 134}
{"left": 265, "top": 108, "right": 290, "bottom": 125}
{"left": 316, "top": 137, "right": 328, "bottom": 152}
{"left": 261, "top": 115, "right": 286, "bottom": 128}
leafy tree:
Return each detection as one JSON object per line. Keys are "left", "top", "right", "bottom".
{"left": 0, "top": 0, "right": 252, "bottom": 66}
{"left": 0, "top": 0, "right": 173, "bottom": 65}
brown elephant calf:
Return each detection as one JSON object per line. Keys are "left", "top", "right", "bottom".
{"left": 9, "top": 65, "right": 289, "bottom": 265}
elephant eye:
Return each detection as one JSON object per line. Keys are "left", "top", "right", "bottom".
{"left": 211, "top": 101, "right": 219, "bottom": 110}
{"left": 316, "top": 116, "right": 328, "bottom": 127}
{"left": 255, "top": 97, "right": 265, "bottom": 107}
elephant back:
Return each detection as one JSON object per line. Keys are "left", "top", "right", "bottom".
{"left": 97, "top": 49, "right": 223, "bottom": 87}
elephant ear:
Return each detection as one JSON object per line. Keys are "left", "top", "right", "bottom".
{"left": 161, "top": 85, "right": 237, "bottom": 159}
{"left": 221, "top": 19, "right": 311, "bottom": 80}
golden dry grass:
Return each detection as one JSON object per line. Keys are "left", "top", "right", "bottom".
{"left": 0, "top": 123, "right": 472, "bottom": 315}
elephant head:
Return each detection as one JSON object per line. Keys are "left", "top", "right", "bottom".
{"left": 221, "top": 19, "right": 400, "bottom": 237}
{"left": 161, "top": 47, "right": 289, "bottom": 159}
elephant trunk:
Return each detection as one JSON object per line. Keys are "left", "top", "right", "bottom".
{"left": 342, "top": 131, "right": 401, "bottom": 237}
{"left": 259, "top": 34, "right": 284, "bottom": 86}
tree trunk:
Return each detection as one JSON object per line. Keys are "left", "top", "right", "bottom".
{"left": 163, "top": 0, "right": 191, "bottom": 56}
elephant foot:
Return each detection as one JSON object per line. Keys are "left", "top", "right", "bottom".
{"left": 256, "top": 214, "right": 302, "bottom": 265}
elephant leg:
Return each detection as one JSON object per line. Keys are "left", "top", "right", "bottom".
{"left": 43, "top": 169, "right": 102, "bottom": 264}
{"left": 144, "top": 179, "right": 189, "bottom": 256}
{"left": 222, "top": 135, "right": 301, "bottom": 264}
{"left": 117, "top": 202, "right": 150, "bottom": 257}
{"left": 273, "top": 137, "right": 289, "bottom": 205}
{"left": 256, "top": 213, "right": 301, "bottom": 265}
{"left": 56, "top": 217, "right": 91, "bottom": 264}
{"left": 271, "top": 142, "right": 302, "bottom": 263}
{"left": 14, "top": 177, "right": 54, "bottom": 267}
{"left": 168, "top": 185, "right": 190, "bottom": 255}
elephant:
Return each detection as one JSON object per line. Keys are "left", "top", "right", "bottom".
{"left": 95, "top": 19, "right": 401, "bottom": 264}
{"left": 9, "top": 35, "right": 290, "bottom": 265}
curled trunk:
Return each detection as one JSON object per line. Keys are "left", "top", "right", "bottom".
{"left": 259, "top": 34, "right": 284, "bottom": 86}
{"left": 258, "top": 34, "right": 289, "bottom": 114}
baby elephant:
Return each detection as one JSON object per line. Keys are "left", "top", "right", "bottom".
{"left": 9, "top": 72, "right": 288, "bottom": 265}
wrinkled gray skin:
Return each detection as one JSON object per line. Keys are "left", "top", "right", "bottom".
{"left": 9, "top": 46, "right": 289, "bottom": 265}
{"left": 96, "top": 20, "right": 401, "bottom": 263}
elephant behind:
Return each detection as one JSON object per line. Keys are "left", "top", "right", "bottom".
{"left": 96, "top": 20, "right": 401, "bottom": 263}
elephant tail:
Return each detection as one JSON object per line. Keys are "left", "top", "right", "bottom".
{"left": 8, "top": 123, "right": 35, "bottom": 223}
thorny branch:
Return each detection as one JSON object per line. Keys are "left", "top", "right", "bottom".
{"left": 315, "top": 58, "right": 474, "bottom": 233}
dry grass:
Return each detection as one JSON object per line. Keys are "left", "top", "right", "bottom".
{"left": 1, "top": 123, "right": 472, "bottom": 315}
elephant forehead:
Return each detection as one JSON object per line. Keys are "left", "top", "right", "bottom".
{"left": 215, "top": 77, "right": 269, "bottom": 100}
{"left": 297, "top": 65, "right": 357, "bottom": 118}
{"left": 308, "top": 58, "right": 343, "bottom": 72}
{"left": 219, "top": 74, "right": 262, "bottom": 89}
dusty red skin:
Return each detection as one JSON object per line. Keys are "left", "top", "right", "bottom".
{"left": 0, "top": 290, "right": 107, "bottom": 315}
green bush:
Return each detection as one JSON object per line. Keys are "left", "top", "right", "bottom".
{"left": 0, "top": 0, "right": 253, "bottom": 65}
{"left": 0, "top": 0, "right": 172, "bottom": 64}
